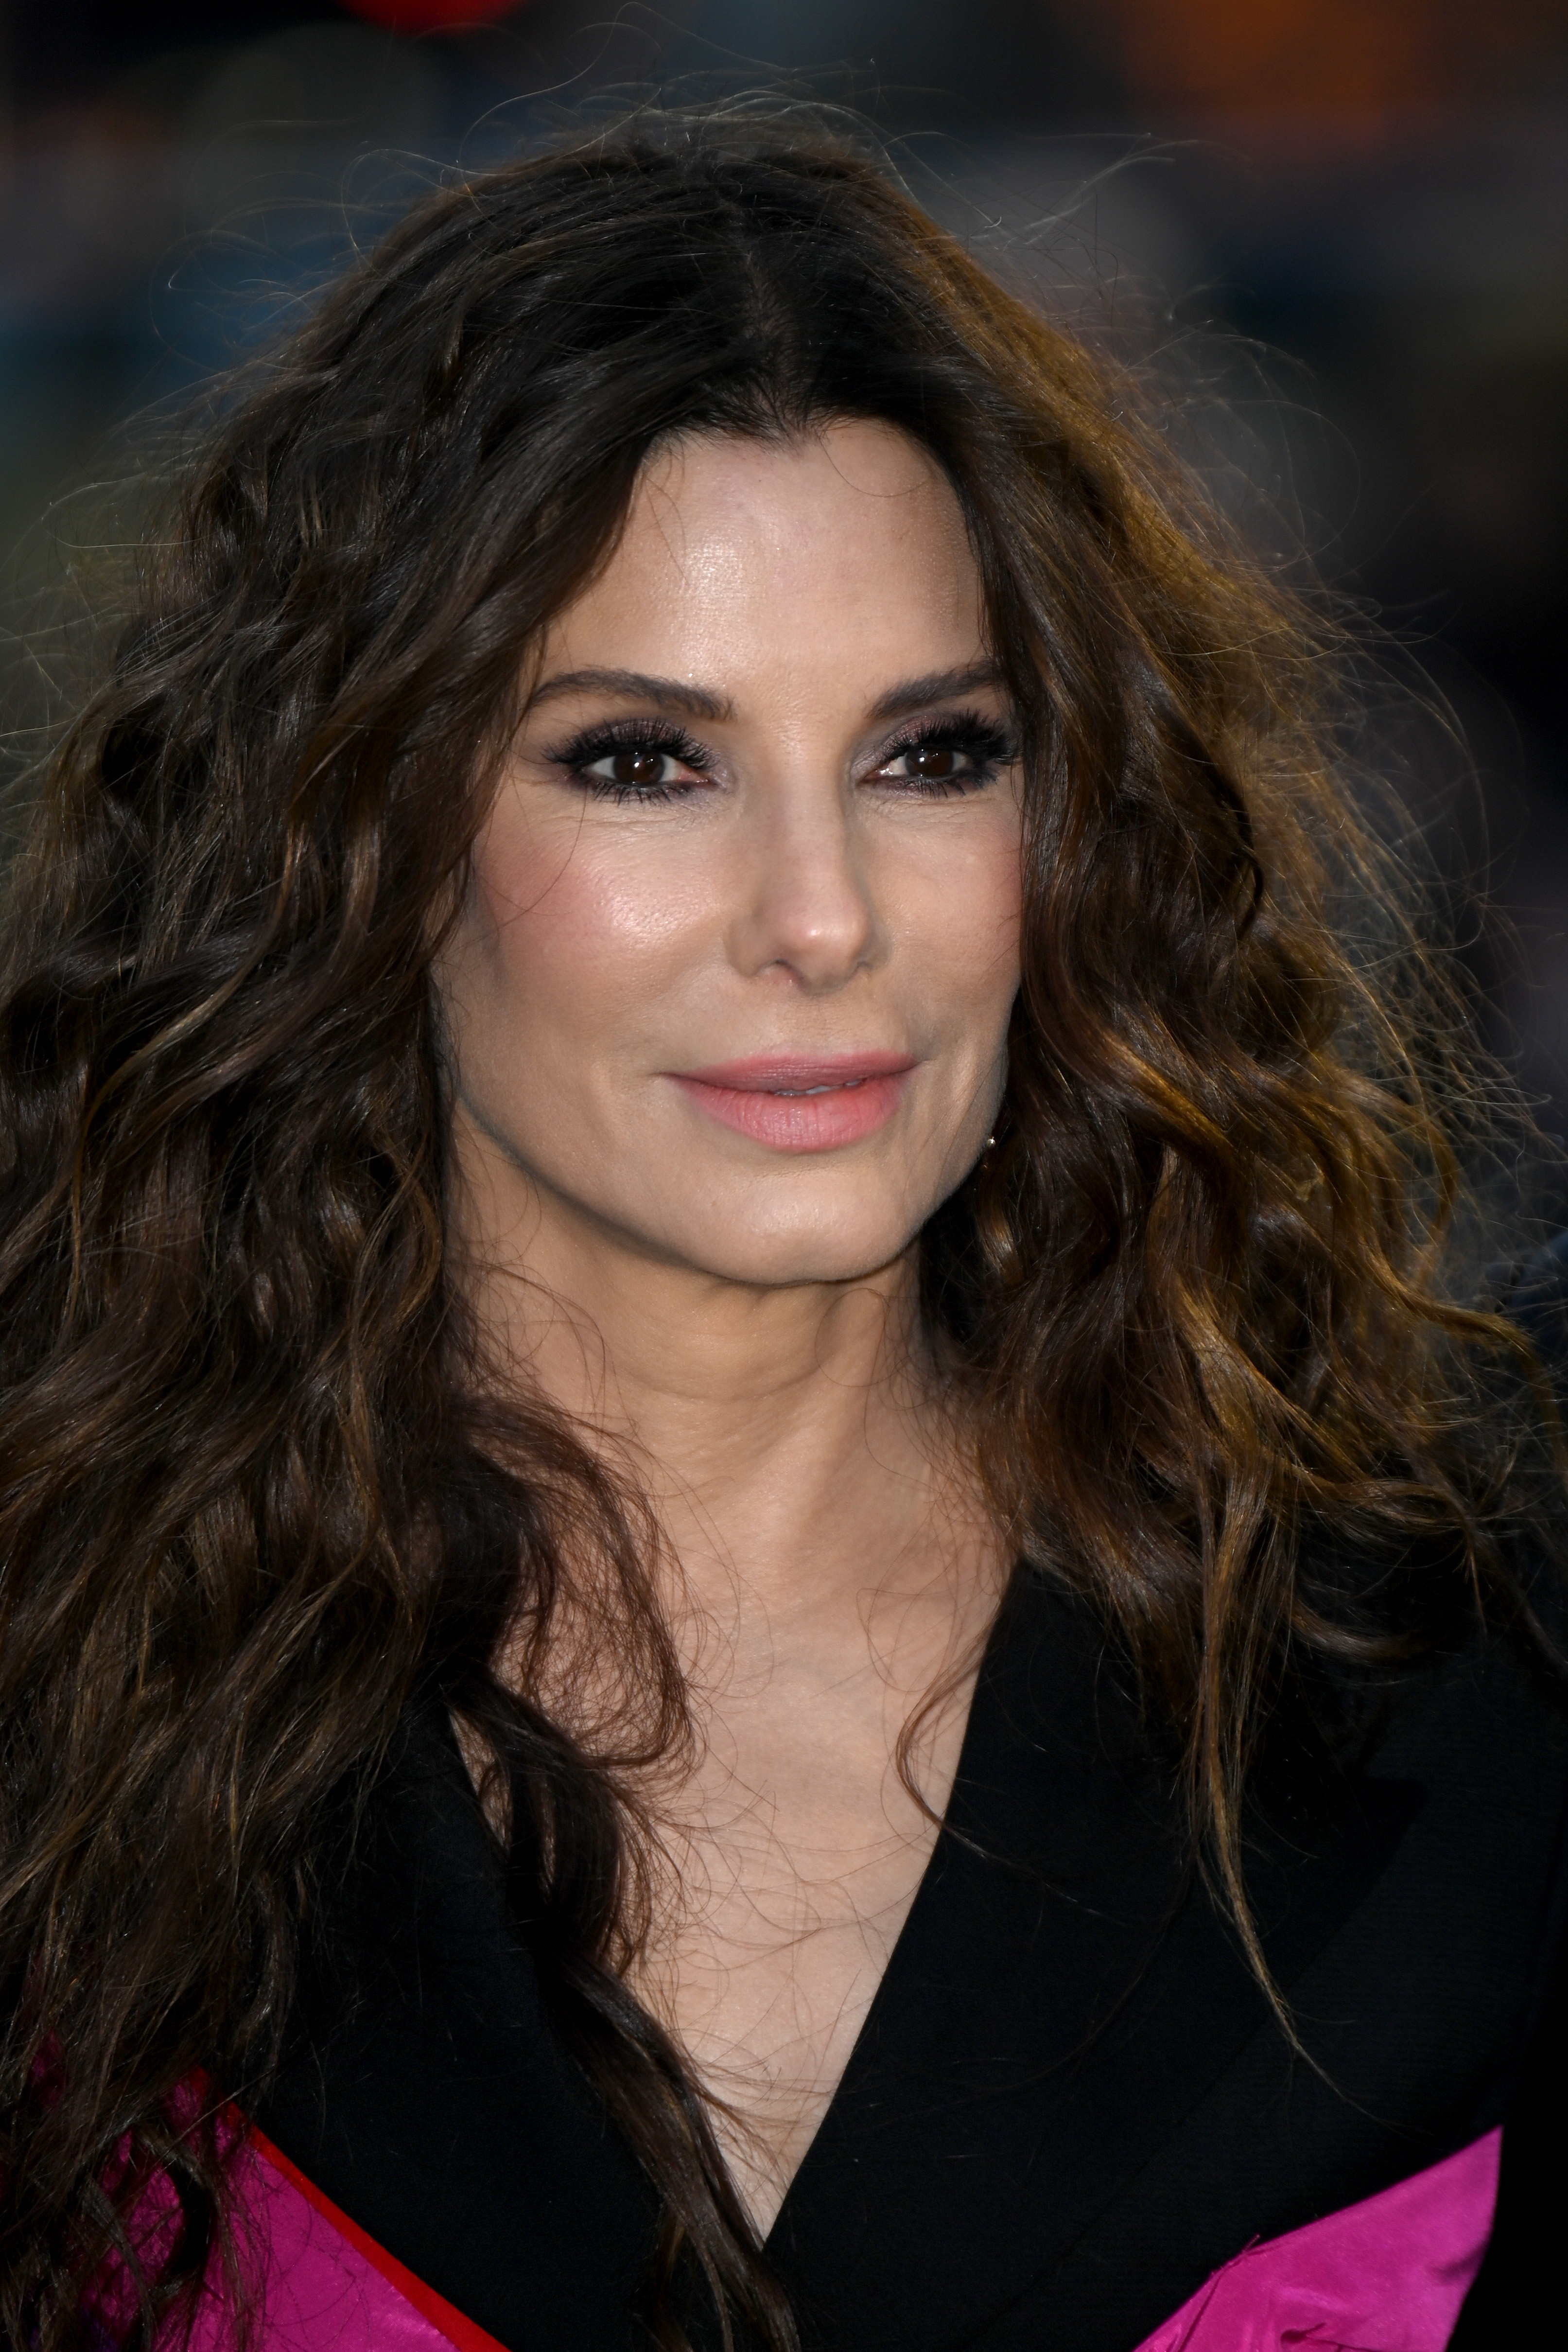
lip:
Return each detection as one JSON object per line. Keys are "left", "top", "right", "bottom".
{"left": 667, "top": 1052, "right": 917, "bottom": 1153}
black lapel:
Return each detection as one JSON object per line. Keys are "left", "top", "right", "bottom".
{"left": 253, "top": 1710, "right": 661, "bottom": 2352}
{"left": 767, "top": 1574, "right": 1425, "bottom": 2352}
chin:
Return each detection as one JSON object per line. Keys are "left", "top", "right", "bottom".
{"left": 661, "top": 1201, "right": 927, "bottom": 1290}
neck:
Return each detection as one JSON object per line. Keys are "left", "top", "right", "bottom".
{"left": 446, "top": 1109, "right": 996, "bottom": 1656}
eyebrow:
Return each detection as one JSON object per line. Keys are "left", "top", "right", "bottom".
{"left": 524, "top": 660, "right": 1008, "bottom": 726}
{"left": 866, "top": 662, "right": 1007, "bottom": 721}
{"left": 527, "top": 667, "right": 732, "bottom": 720}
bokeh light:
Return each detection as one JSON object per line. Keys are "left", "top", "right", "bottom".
{"left": 1, "top": 0, "right": 1564, "bottom": 1175}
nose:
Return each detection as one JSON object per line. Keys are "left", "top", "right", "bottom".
{"left": 725, "top": 785, "right": 883, "bottom": 992}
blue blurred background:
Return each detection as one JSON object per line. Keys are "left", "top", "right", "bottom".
{"left": 1, "top": 1, "right": 1564, "bottom": 1138}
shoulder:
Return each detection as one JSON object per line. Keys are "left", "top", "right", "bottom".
{"left": 924, "top": 1566, "right": 1568, "bottom": 2348}
{"left": 249, "top": 1706, "right": 660, "bottom": 2349}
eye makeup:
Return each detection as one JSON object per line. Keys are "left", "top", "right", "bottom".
{"left": 868, "top": 709, "right": 1017, "bottom": 794}
{"left": 540, "top": 706, "right": 1019, "bottom": 804}
{"left": 543, "top": 716, "right": 714, "bottom": 804}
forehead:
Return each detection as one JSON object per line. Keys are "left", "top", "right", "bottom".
{"left": 540, "top": 421, "right": 990, "bottom": 697}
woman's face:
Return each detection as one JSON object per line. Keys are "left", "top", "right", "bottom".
{"left": 441, "top": 419, "right": 1024, "bottom": 1291}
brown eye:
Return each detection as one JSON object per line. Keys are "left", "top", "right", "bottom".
{"left": 609, "top": 749, "right": 670, "bottom": 788}
{"left": 907, "top": 743, "right": 960, "bottom": 780}
{"left": 567, "top": 730, "right": 709, "bottom": 797}
{"left": 874, "top": 716, "right": 1012, "bottom": 791}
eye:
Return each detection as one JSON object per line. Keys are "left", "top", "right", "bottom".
{"left": 581, "top": 747, "right": 696, "bottom": 792}
{"left": 547, "top": 721, "right": 712, "bottom": 803}
{"left": 871, "top": 713, "right": 1016, "bottom": 795}
{"left": 884, "top": 742, "right": 974, "bottom": 784}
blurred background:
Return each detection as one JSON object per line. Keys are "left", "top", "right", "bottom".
{"left": 1, "top": 0, "right": 1564, "bottom": 1158}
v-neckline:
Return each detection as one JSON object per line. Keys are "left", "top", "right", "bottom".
{"left": 755, "top": 1568, "right": 1025, "bottom": 2247}
{"left": 761, "top": 1571, "right": 1428, "bottom": 2349}
{"left": 255, "top": 1567, "right": 1429, "bottom": 2352}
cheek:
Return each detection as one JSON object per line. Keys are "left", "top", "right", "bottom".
{"left": 466, "top": 822, "right": 707, "bottom": 1044}
{"left": 904, "top": 824, "right": 1023, "bottom": 1024}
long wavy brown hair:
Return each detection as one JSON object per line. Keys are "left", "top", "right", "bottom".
{"left": 0, "top": 106, "right": 1556, "bottom": 2352}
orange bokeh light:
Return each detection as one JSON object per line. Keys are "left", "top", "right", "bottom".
{"left": 1089, "top": 0, "right": 1561, "bottom": 123}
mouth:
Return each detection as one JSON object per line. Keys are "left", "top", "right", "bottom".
{"left": 666, "top": 1053, "right": 917, "bottom": 1153}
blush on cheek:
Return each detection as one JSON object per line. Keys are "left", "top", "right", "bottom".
{"left": 905, "top": 846, "right": 1022, "bottom": 1006}
{"left": 467, "top": 829, "right": 707, "bottom": 1041}
{"left": 468, "top": 822, "right": 600, "bottom": 970}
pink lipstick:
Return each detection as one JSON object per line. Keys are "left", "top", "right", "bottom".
{"left": 668, "top": 1053, "right": 916, "bottom": 1152}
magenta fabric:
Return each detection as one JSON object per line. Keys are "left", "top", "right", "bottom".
{"left": 1131, "top": 2129, "right": 1502, "bottom": 2352}
{"left": 174, "top": 2132, "right": 506, "bottom": 2352}
{"left": 158, "top": 2122, "right": 1500, "bottom": 2351}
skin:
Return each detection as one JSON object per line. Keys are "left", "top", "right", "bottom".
{"left": 438, "top": 419, "right": 1025, "bottom": 2232}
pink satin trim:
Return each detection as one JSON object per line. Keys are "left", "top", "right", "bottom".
{"left": 177, "top": 2130, "right": 506, "bottom": 2352}
{"left": 1132, "top": 2128, "right": 1502, "bottom": 2352}
{"left": 163, "top": 2120, "right": 1500, "bottom": 2351}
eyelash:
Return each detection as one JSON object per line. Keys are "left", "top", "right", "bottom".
{"left": 875, "top": 712, "right": 1017, "bottom": 795}
{"left": 548, "top": 718, "right": 713, "bottom": 804}
{"left": 547, "top": 710, "right": 1018, "bottom": 804}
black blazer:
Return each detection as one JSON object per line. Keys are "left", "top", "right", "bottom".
{"left": 255, "top": 1537, "right": 1568, "bottom": 2349}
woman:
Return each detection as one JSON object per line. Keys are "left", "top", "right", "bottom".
{"left": 0, "top": 113, "right": 1563, "bottom": 2352}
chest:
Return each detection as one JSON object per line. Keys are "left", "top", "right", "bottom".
{"left": 254, "top": 1603, "right": 1566, "bottom": 2352}
{"left": 628, "top": 1650, "right": 971, "bottom": 2232}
